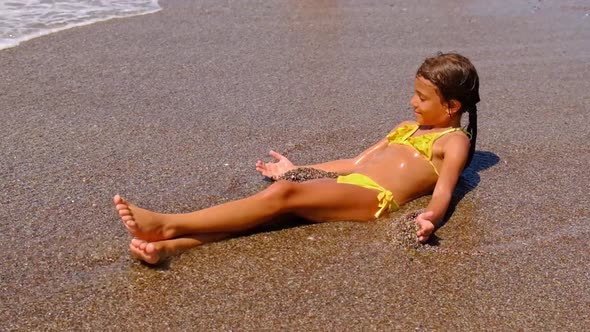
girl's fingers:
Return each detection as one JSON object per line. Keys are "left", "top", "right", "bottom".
{"left": 269, "top": 150, "right": 284, "bottom": 160}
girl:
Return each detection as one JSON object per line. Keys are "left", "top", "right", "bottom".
{"left": 114, "top": 53, "right": 480, "bottom": 264}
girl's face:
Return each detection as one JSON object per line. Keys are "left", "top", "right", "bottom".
{"left": 409, "top": 76, "right": 451, "bottom": 127}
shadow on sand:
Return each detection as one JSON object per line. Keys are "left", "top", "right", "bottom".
{"left": 439, "top": 150, "right": 500, "bottom": 227}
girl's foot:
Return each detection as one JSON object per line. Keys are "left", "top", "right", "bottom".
{"left": 129, "top": 238, "right": 172, "bottom": 265}
{"left": 129, "top": 232, "right": 234, "bottom": 265}
{"left": 114, "top": 195, "right": 174, "bottom": 242}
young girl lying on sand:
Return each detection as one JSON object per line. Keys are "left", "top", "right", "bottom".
{"left": 114, "top": 52, "right": 480, "bottom": 264}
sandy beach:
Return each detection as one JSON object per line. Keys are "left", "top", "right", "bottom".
{"left": 1, "top": 0, "right": 589, "bottom": 330}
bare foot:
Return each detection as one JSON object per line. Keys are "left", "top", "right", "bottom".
{"left": 114, "top": 195, "right": 173, "bottom": 242}
{"left": 129, "top": 232, "right": 234, "bottom": 265}
{"left": 129, "top": 238, "right": 170, "bottom": 265}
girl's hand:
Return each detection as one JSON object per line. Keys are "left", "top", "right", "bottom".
{"left": 255, "top": 150, "right": 296, "bottom": 180}
{"left": 415, "top": 211, "right": 436, "bottom": 243}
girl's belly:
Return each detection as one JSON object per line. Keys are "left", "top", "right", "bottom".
{"left": 351, "top": 146, "right": 438, "bottom": 203}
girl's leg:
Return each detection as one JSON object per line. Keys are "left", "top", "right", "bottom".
{"left": 114, "top": 179, "right": 381, "bottom": 242}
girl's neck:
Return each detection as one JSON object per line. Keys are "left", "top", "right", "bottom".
{"left": 419, "top": 117, "right": 461, "bottom": 130}
{"left": 449, "top": 116, "right": 462, "bottom": 128}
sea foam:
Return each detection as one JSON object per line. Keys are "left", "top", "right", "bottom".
{"left": 0, "top": 0, "right": 161, "bottom": 50}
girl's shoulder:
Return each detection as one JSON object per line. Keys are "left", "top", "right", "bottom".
{"left": 445, "top": 128, "right": 471, "bottom": 143}
{"left": 439, "top": 130, "right": 471, "bottom": 156}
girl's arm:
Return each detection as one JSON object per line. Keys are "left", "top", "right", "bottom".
{"left": 256, "top": 138, "right": 388, "bottom": 179}
{"left": 256, "top": 121, "right": 411, "bottom": 179}
{"left": 416, "top": 134, "right": 470, "bottom": 242}
{"left": 310, "top": 121, "right": 415, "bottom": 173}
{"left": 306, "top": 138, "right": 388, "bottom": 174}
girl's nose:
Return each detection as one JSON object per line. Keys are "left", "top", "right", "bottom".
{"left": 409, "top": 95, "right": 418, "bottom": 108}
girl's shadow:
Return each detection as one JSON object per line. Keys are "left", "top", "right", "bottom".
{"left": 439, "top": 150, "right": 500, "bottom": 227}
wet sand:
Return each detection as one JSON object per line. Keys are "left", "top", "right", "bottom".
{"left": 1, "top": 0, "right": 589, "bottom": 330}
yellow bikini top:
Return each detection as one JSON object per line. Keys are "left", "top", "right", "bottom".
{"left": 386, "top": 123, "right": 467, "bottom": 175}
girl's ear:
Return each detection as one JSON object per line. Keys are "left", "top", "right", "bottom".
{"left": 449, "top": 99, "right": 462, "bottom": 114}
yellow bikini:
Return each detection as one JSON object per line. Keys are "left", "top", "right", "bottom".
{"left": 337, "top": 123, "right": 466, "bottom": 218}
{"left": 337, "top": 173, "right": 398, "bottom": 218}
{"left": 386, "top": 123, "right": 466, "bottom": 176}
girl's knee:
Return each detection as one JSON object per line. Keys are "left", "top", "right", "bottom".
{"left": 265, "top": 180, "right": 297, "bottom": 200}
{"left": 258, "top": 180, "right": 298, "bottom": 211}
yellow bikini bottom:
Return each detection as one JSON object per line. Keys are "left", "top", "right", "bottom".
{"left": 336, "top": 173, "right": 399, "bottom": 218}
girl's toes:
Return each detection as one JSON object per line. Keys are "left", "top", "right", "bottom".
{"left": 145, "top": 243, "right": 156, "bottom": 254}
{"left": 114, "top": 195, "right": 126, "bottom": 205}
{"left": 118, "top": 209, "right": 131, "bottom": 217}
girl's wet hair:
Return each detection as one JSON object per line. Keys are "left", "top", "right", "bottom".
{"left": 417, "top": 52, "right": 480, "bottom": 167}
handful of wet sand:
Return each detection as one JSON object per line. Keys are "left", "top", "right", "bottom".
{"left": 389, "top": 210, "right": 423, "bottom": 250}
{"left": 277, "top": 167, "right": 339, "bottom": 182}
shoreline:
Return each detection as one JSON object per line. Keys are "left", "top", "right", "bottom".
{"left": 0, "top": 1, "right": 161, "bottom": 51}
